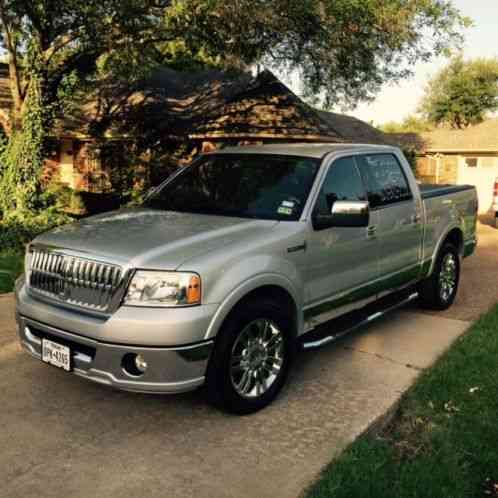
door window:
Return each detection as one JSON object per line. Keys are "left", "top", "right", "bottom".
{"left": 465, "top": 157, "right": 478, "bottom": 168}
{"left": 356, "top": 154, "right": 412, "bottom": 208}
{"left": 313, "top": 157, "right": 366, "bottom": 216}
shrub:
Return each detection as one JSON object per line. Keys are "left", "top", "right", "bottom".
{"left": 0, "top": 250, "right": 25, "bottom": 293}
{"left": 0, "top": 208, "right": 73, "bottom": 251}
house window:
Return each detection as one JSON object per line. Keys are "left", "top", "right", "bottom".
{"left": 59, "top": 139, "right": 75, "bottom": 187}
{"left": 465, "top": 157, "right": 478, "bottom": 168}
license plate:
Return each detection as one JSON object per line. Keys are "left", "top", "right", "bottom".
{"left": 42, "top": 339, "right": 71, "bottom": 371}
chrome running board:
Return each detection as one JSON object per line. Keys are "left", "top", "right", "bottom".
{"left": 300, "top": 290, "right": 419, "bottom": 351}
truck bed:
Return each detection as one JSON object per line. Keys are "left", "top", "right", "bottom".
{"left": 419, "top": 182, "right": 477, "bottom": 263}
{"left": 419, "top": 183, "right": 475, "bottom": 200}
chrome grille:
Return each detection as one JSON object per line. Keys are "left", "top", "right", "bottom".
{"left": 28, "top": 247, "right": 124, "bottom": 312}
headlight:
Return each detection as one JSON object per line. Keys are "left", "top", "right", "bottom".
{"left": 124, "top": 271, "right": 201, "bottom": 307}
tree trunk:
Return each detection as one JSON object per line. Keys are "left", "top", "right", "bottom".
{"left": 0, "top": 2, "right": 24, "bottom": 132}
{"left": 7, "top": 59, "right": 23, "bottom": 131}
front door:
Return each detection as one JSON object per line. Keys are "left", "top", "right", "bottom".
{"left": 305, "top": 156, "right": 379, "bottom": 325}
{"left": 356, "top": 153, "right": 423, "bottom": 290}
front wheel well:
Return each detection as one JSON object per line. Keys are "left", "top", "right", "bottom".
{"left": 226, "top": 285, "right": 298, "bottom": 338}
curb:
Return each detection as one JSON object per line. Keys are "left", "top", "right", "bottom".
{"left": 300, "top": 394, "right": 405, "bottom": 498}
{"left": 363, "top": 397, "right": 403, "bottom": 438}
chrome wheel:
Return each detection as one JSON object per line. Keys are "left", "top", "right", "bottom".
{"left": 230, "top": 318, "right": 284, "bottom": 399}
{"left": 439, "top": 253, "right": 457, "bottom": 302}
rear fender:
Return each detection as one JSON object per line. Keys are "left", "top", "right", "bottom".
{"left": 426, "top": 223, "right": 464, "bottom": 277}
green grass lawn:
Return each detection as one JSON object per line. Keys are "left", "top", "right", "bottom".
{"left": 0, "top": 250, "right": 24, "bottom": 293}
{"left": 307, "top": 303, "right": 498, "bottom": 498}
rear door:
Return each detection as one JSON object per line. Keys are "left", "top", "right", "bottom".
{"left": 305, "top": 156, "right": 379, "bottom": 323}
{"left": 356, "top": 153, "right": 423, "bottom": 290}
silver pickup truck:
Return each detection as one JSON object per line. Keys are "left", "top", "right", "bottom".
{"left": 15, "top": 144, "right": 478, "bottom": 414}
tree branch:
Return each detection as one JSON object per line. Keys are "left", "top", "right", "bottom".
{"left": 44, "top": 31, "right": 82, "bottom": 63}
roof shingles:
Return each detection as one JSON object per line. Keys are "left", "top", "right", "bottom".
{"left": 0, "top": 63, "right": 388, "bottom": 146}
{"left": 421, "top": 119, "right": 498, "bottom": 152}
{"left": 387, "top": 119, "right": 498, "bottom": 153}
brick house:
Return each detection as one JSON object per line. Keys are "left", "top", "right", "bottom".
{"left": 0, "top": 63, "right": 388, "bottom": 196}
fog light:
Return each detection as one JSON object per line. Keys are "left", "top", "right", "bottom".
{"left": 122, "top": 353, "right": 147, "bottom": 377}
{"left": 135, "top": 354, "right": 147, "bottom": 373}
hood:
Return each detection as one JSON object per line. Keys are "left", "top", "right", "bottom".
{"left": 34, "top": 208, "right": 279, "bottom": 269}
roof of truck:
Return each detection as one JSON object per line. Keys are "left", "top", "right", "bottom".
{"left": 214, "top": 143, "right": 397, "bottom": 159}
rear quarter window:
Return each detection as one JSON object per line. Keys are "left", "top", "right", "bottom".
{"left": 356, "top": 154, "right": 413, "bottom": 209}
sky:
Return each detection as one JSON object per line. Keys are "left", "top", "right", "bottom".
{"left": 282, "top": 0, "right": 498, "bottom": 126}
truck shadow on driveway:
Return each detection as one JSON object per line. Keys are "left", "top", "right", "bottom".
{"left": 2, "top": 306, "right": 469, "bottom": 498}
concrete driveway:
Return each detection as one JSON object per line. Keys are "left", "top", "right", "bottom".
{"left": 1, "top": 223, "right": 497, "bottom": 498}
{"left": 421, "top": 222, "right": 498, "bottom": 321}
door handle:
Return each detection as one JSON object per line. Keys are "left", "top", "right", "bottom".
{"left": 411, "top": 213, "right": 422, "bottom": 224}
{"left": 367, "top": 225, "right": 377, "bottom": 238}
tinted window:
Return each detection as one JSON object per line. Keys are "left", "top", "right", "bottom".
{"left": 356, "top": 154, "right": 412, "bottom": 208}
{"left": 313, "top": 157, "right": 366, "bottom": 216}
{"left": 145, "top": 154, "right": 320, "bottom": 221}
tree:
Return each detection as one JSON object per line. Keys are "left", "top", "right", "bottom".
{"left": 380, "top": 115, "right": 432, "bottom": 134}
{"left": 420, "top": 56, "right": 498, "bottom": 129}
{"left": 173, "top": 0, "right": 471, "bottom": 108}
{"left": 0, "top": 0, "right": 470, "bottom": 216}
{"left": 0, "top": 0, "right": 170, "bottom": 214}
{"left": 0, "top": 1, "right": 171, "bottom": 130}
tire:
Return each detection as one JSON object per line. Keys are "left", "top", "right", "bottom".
{"left": 418, "top": 243, "right": 460, "bottom": 310}
{"left": 205, "top": 296, "right": 295, "bottom": 415}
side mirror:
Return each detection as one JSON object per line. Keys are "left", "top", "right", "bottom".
{"left": 313, "top": 200, "right": 370, "bottom": 230}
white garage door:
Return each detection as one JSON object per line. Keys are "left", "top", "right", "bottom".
{"left": 458, "top": 156, "right": 498, "bottom": 214}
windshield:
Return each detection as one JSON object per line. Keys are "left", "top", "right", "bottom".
{"left": 145, "top": 154, "right": 321, "bottom": 221}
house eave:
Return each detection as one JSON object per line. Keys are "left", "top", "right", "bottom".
{"left": 49, "top": 132, "right": 135, "bottom": 142}
{"left": 188, "top": 132, "right": 344, "bottom": 142}
{"left": 424, "top": 148, "right": 498, "bottom": 154}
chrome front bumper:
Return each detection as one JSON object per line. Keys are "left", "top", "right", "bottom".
{"left": 16, "top": 315, "right": 213, "bottom": 394}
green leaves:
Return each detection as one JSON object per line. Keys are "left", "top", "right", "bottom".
{"left": 420, "top": 56, "right": 498, "bottom": 128}
{"left": 380, "top": 115, "right": 432, "bottom": 134}
{"left": 166, "top": 0, "right": 469, "bottom": 107}
{"left": 0, "top": 0, "right": 471, "bottom": 122}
